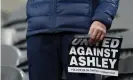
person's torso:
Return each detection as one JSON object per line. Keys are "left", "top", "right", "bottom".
{"left": 26, "top": 0, "right": 99, "bottom": 36}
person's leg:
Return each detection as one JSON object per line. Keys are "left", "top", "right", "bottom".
{"left": 60, "top": 32, "right": 95, "bottom": 80}
{"left": 27, "top": 34, "right": 62, "bottom": 80}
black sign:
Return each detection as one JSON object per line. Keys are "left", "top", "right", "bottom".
{"left": 68, "top": 35, "right": 122, "bottom": 76}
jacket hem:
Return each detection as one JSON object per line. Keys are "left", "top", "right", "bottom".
{"left": 26, "top": 28, "right": 89, "bottom": 36}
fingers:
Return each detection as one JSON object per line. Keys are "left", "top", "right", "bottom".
{"left": 96, "top": 30, "right": 102, "bottom": 41}
{"left": 89, "top": 29, "right": 99, "bottom": 45}
{"left": 88, "top": 21, "right": 107, "bottom": 45}
{"left": 100, "top": 33, "right": 105, "bottom": 41}
{"left": 89, "top": 28, "right": 106, "bottom": 45}
{"left": 91, "top": 29, "right": 98, "bottom": 40}
{"left": 89, "top": 27, "right": 94, "bottom": 35}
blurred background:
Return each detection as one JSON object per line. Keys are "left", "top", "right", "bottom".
{"left": 1, "top": 0, "right": 133, "bottom": 80}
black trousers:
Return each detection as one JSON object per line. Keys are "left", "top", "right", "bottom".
{"left": 27, "top": 32, "right": 95, "bottom": 80}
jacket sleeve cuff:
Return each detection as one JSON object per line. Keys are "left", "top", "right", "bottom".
{"left": 92, "top": 11, "right": 113, "bottom": 30}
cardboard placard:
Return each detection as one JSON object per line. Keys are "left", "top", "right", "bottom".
{"left": 68, "top": 35, "right": 122, "bottom": 76}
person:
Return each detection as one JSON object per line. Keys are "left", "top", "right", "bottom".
{"left": 26, "top": 0, "right": 119, "bottom": 80}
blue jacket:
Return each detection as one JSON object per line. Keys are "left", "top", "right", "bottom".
{"left": 26, "top": 0, "right": 119, "bottom": 36}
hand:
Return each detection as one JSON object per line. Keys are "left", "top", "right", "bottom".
{"left": 89, "top": 21, "right": 106, "bottom": 45}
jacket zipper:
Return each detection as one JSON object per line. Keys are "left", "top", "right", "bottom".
{"left": 90, "top": 0, "right": 93, "bottom": 16}
{"left": 51, "top": 0, "right": 56, "bottom": 28}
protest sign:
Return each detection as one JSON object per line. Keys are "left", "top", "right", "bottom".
{"left": 68, "top": 35, "right": 122, "bottom": 76}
